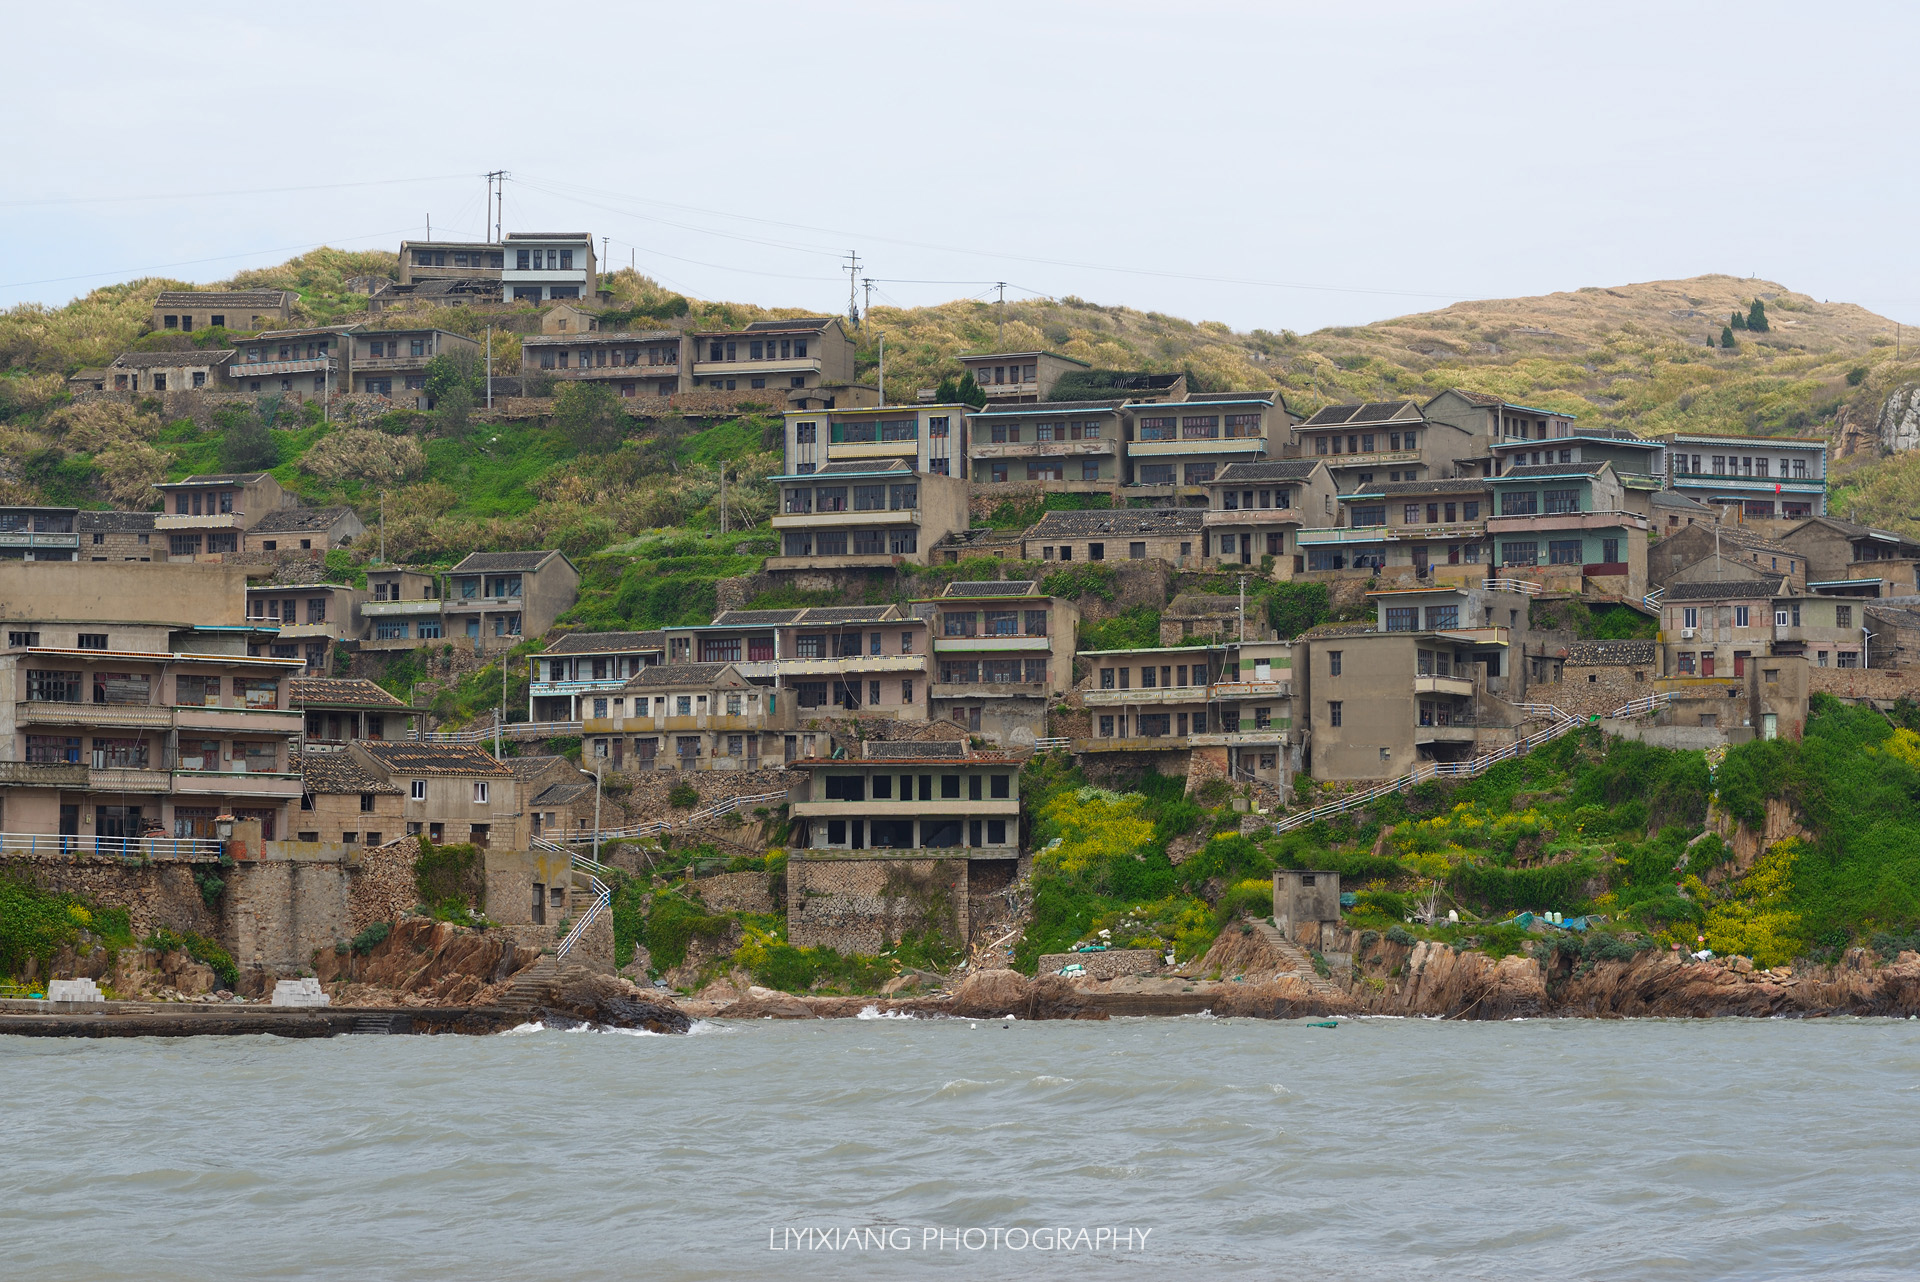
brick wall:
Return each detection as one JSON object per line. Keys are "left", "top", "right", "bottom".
{"left": 786, "top": 856, "right": 968, "bottom": 954}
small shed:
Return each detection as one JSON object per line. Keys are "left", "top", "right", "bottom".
{"left": 1273, "top": 869, "right": 1342, "bottom": 945}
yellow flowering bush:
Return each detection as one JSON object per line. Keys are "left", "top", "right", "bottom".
{"left": 1701, "top": 839, "right": 1806, "bottom": 968}
{"left": 1033, "top": 787, "right": 1155, "bottom": 876}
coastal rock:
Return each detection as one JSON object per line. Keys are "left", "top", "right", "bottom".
{"left": 1877, "top": 382, "right": 1920, "bottom": 453}
{"left": 726, "top": 986, "right": 817, "bottom": 1019}
{"left": 481, "top": 962, "right": 692, "bottom": 1034}
{"left": 946, "top": 969, "right": 1103, "bottom": 1020}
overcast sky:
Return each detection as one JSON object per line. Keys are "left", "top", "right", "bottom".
{"left": 5, "top": 1, "right": 1915, "bottom": 332}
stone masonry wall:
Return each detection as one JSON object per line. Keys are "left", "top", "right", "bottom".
{"left": 223, "top": 855, "right": 350, "bottom": 972}
{"left": 687, "top": 869, "right": 777, "bottom": 914}
{"left": 1036, "top": 949, "right": 1160, "bottom": 979}
{"left": 3, "top": 858, "right": 219, "bottom": 939}
{"left": 1553, "top": 665, "right": 1656, "bottom": 719}
{"left": 786, "top": 856, "right": 968, "bottom": 954}
{"left": 1808, "top": 667, "right": 1920, "bottom": 703}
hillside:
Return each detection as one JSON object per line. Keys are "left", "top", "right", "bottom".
{"left": 10, "top": 255, "right": 1920, "bottom": 584}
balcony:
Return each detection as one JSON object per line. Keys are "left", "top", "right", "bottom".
{"left": 1486, "top": 509, "right": 1648, "bottom": 534}
{"left": 692, "top": 357, "right": 822, "bottom": 379}
{"left": 1211, "top": 680, "right": 1292, "bottom": 700}
{"left": 1127, "top": 437, "right": 1267, "bottom": 457}
{"left": 1073, "top": 735, "right": 1194, "bottom": 753}
{"left": 443, "top": 596, "right": 519, "bottom": 613}
{"left": 231, "top": 358, "right": 333, "bottom": 377}
{"left": 1083, "top": 687, "right": 1211, "bottom": 708}
{"left": 155, "top": 513, "right": 244, "bottom": 531}
{"left": 0, "top": 761, "right": 89, "bottom": 787}
{"left": 969, "top": 439, "right": 1116, "bottom": 460}
{"left": 774, "top": 509, "right": 923, "bottom": 530}
{"left": 1296, "top": 527, "right": 1392, "bottom": 547}
{"left": 1202, "top": 507, "right": 1303, "bottom": 528}
{"left": 773, "top": 655, "right": 927, "bottom": 679}
{"left": 88, "top": 767, "right": 171, "bottom": 792}
{"left": 1321, "top": 449, "right": 1421, "bottom": 469}
{"left": 0, "top": 532, "right": 78, "bottom": 549}
{"left": 1413, "top": 675, "right": 1476, "bottom": 697}
{"left": 1414, "top": 724, "right": 1478, "bottom": 744}
{"left": 175, "top": 705, "right": 301, "bottom": 734}
{"left": 172, "top": 770, "right": 302, "bottom": 796}
{"left": 584, "top": 714, "right": 766, "bottom": 734}
{"left": 929, "top": 681, "right": 1048, "bottom": 700}
{"left": 353, "top": 355, "right": 433, "bottom": 372}
{"left": 18, "top": 701, "right": 173, "bottom": 730}
{"left": 1190, "top": 728, "right": 1293, "bottom": 747}
{"left": 361, "top": 599, "right": 444, "bottom": 617}
{"left": 790, "top": 799, "right": 1021, "bottom": 820}
{"left": 933, "top": 635, "right": 1050, "bottom": 653}
{"left": 763, "top": 553, "right": 911, "bottom": 572}
{"left": 530, "top": 678, "right": 631, "bottom": 699}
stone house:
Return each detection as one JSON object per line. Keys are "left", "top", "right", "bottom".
{"left": 153, "top": 472, "right": 300, "bottom": 561}
{"left": 295, "top": 751, "right": 404, "bottom": 848}
{"left": 360, "top": 567, "right": 446, "bottom": 651}
{"left": 1649, "top": 522, "right": 1806, "bottom": 593}
{"left": 584, "top": 662, "right": 794, "bottom": 772}
{"left": 787, "top": 738, "right": 1022, "bottom": 860}
{"left": 242, "top": 506, "right": 366, "bottom": 557}
{"left": 291, "top": 677, "right": 414, "bottom": 750}
{"left": 1777, "top": 515, "right": 1920, "bottom": 599}
{"left": 508, "top": 755, "right": 603, "bottom": 842}
{"left": 348, "top": 327, "right": 482, "bottom": 408}
{"left": 152, "top": 289, "right": 295, "bottom": 334}
{"left": 1292, "top": 399, "right": 1464, "bottom": 491}
{"left": 522, "top": 329, "right": 686, "bottom": 400}
{"left": 106, "top": 349, "right": 236, "bottom": 394}
{"left": 1025, "top": 508, "right": 1204, "bottom": 568}
{"left": 956, "top": 350, "right": 1091, "bottom": 403}
{"left": 350, "top": 741, "right": 520, "bottom": 848}
{"left": 78, "top": 511, "right": 157, "bottom": 562}
{"left": 693, "top": 317, "right": 854, "bottom": 396}
{"left": 228, "top": 325, "right": 359, "bottom": 401}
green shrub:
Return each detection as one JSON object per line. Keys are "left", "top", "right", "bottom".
{"left": 643, "top": 893, "right": 733, "bottom": 971}
{"left": 412, "top": 839, "right": 484, "bottom": 910}
{"left": 350, "top": 922, "right": 392, "bottom": 956}
{"left": 667, "top": 780, "right": 700, "bottom": 809}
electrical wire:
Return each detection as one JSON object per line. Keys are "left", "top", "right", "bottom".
{"left": 0, "top": 174, "right": 476, "bottom": 210}
{"left": 0, "top": 226, "right": 423, "bottom": 292}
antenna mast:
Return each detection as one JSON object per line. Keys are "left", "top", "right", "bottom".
{"left": 996, "top": 281, "right": 1007, "bottom": 347}
{"left": 844, "top": 250, "right": 863, "bottom": 328}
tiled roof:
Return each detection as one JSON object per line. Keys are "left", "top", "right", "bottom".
{"left": 289, "top": 678, "right": 409, "bottom": 710}
{"left": 1215, "top": 460, "right": 1321, "bottom": 483}
{"left": 1787, "top": 514, "right": 1920, "bottom": 545}
{"left": 523, "top": 329, "right": 681, "bottom": 346}
{"left": 450, "top": 550, "right": 564, "bottom": 573}
{"left": 940, "top": 580, "right": 1038, "bottom": 597}
{"left": 1165, "top": 593, "right": 1241, "bottom": 617}
{"left": 157, "top": 472, "right": 271, "bottom": 486}
{"left": 542, "top": 629, "right": 666, "bottom": 655}
{"left": 1301, "top": 401, "right": 1422, "bottom": 427}
{"left": 742, "top": 317, "right": 837, "bottom": 332}
{"left": 966, "top": 399, "right": 1124, "bottom": 416}
{"left": 506, "top": 755, "right": 570, "bottom": 781}
{"left": 1028, "top": 509, "right": 1205, "bottom": 537}
{"left": 1663, "top": 577, "right": 1787, "bottom": 602}
{"left": 1651, "top": 491, "right": 1713, "bottom": 510}
{"left": 153, "top": 290, "right": 294, "bottom": 308}
{"left": 248, "top": 325, "right": 362, "bottom": 340}
{"left": 250, "top": 506, "right": 356, "bottom": 534}
{"left": 806, "top": 459, "right": 914, "bottom": 477}
{"left": 533, "top": 779, "right": 596, "bottom": 806}
{"left": 1497, "top": 461, "right": 1609, "bottom": 479}
{"left": 1359, "top": 478, "right": 1493, "bottom": 496}
{"left": 357, "top": 742, "right": 516, "bottom": 777}
{"left": 625, "top": 663, "right": 739, "bottom": 687}
{"left": 1184, "top": 391, "right": 1276, "bottom": 404}
{"left": 865, "top": 739, "right": 966, "bottom": 760}
{"left": 301, "top": 755, "right": 404, "bottom": 795}
{"left": 76, "top": 510, "right": 156, "bottom": 532}
{"left": 708, "top": 608, "right": 805, "bottom": 627}
{"left": 108, "top": 350, "right": 235, "bottom": 369}
{"left": 798, "top": 605, "right": 901, "bottom": 624}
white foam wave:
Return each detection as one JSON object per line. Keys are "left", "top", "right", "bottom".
{"left": 856, "top": 1005, "right": 914, "bottom": 1020}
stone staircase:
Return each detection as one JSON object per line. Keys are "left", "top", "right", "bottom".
{"left": 498, "top": 956, "right": 559, "bottom": 1013}
{"left": 1251, "top": 919, "right": 1340, "bottom": 997}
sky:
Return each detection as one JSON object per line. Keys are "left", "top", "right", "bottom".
{"left": 5, "top": 1, "right": 1917, "bottom": 332}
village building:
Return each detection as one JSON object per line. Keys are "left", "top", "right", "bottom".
{"left": 1777, "top": 515, "right": 1920, "bottom": 599}
{"left": 694, "top": 317, "right": 855, "bottom": 396}
{"left": 1024, "top": 508, "right": 1204, "bottom": 568}
{"left": 528, "top": 629, "right": 666, "bottom": 722}
{"left": 349, "top": 741, "right": 520, "bottom": 848}
{"left": 227, "top": 325, "right": 358, "bottom": 400}
{"left": 1301, "top": 476, "right": 1493, "bottom": 583}
{"left": 242, "top": 506, "right": 366, "bottom": 557}
{"left": 1485, "top": 460, "right": 1655, "bottom": 598}
{"left": 1126, "top": 391, "right": 1287, "bottom": 503}
{"left": 244, "top": 583, "right": 365, "bottom": 672}
{"left": 151, "top": 289, "right": 296, "bottom": 334}
{"left": 360, "top": 567, "right": 445, "bottom": 651}
{"left": 443, "top": 550, "right": 579, "bottom": 652}
{"left": 964, "top": 399, "right": 1126, "bottom": 492}
{"left": 1657, "top": 432, "right": 1828, "bottom": 520}
{"left": 956, "top": 350, "right": 1091, "bottom": 403}
{"left": 0, "top": 506, "right": 81, "bottom": 563}
{"left": 1292, "top": 400, "right": 1463, "bottom": 492}
{"left": 510, "top": 755, "right": 603, "bottom": 842}
{"left": 1661, "top": 579, "right": 1867, "bottom": 675}
{"left": 1649, "top": 523, "right": 1807, "bottom": 594}
{"left": 153, "top": 473, "right": 301, "bottom": 561}
{"left": 583, "top": 661, "right": 794, "bottom": 771}
{"left": 106, "top": 349, "right": 236, "bottom": 394}
{"left": 1200, "top": 459, "right": 1337, "bottom": 575}
{"left": 291, "top": 677, "right": 414, "bottom": 751}
{"left": 348, "top": 327, "right": 481, "bottom": 407}
{"left": 78, "top": 511, "right": 156, "bottom": 562}
{"left": 787, "top": 739, "right": 1022, "bottom": 858}
{"left": 1424, "top": 389, "right": 1577, "bottom": 478}
{"left": 662, "top": 605, "right": 931, "bottom": 723}
{"left": 295, "top": 751, "right": 404, "bottom": 847}
{"left": 522, "top": 329, "right": 685, "bottom": 399}
{"left": 918, "top": 580, "right": 1079, "bottom": 743}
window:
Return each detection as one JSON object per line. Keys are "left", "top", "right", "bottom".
{"left": 1328, "top": 650, "right": 1342, "bottom": 676}
{"left": 1685, "top": 607, "right": 1700, "bottom": 629}
{"left": 1544, "top": 489, "right": 1580, "bottom": 514}
{"left": 1500, "top": 491, "right": 1538, "bottom": 516}
{"left": 1425, "top": 605, "right": 1459, "bottom": 630}
{"left": 1501, "top": 541, "right": 1538, "bottom": 566}
{"left": 1137, "top": 416, "right": 1176, "bottom": 441}
{"left": 1385, "top": 607, "right": 1417, "bottom": 632}
{"left": 1351, "top": 505, "right": 1386, "bottom": 527}
{"left": 408, "top": 780, "right": 427, "bottom": 801}
{"left": 1463, "top": 501, "right": 1480, "bottom": 520}
{"left": 1836, "top": 604, "right": 1853, "bottom": 628}
{"left": 1735, "top": 606, "right": 1750, "bottom": 627}
{"left": 472, "top": 782, "right": 490, "bottom": 804}
{"left": 1329, "top": 701, "right": 1343, "bottom": 727}
{"left": 1137, "top": 463, "right": 1176, "bottom": 485}
{"left": 1089, "top": 543, "right": 1105, "bottom": 561}
{"left": 1548, "top": 540, "right": 1583, "bottom": 565}
{"left": 77, "top": 633, "right": 107, "bottom": 650}
{"left": 175, "top": 675, "right": 220, "bottom": 706}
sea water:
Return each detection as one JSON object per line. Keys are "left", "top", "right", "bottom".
{"left": 4, "top": 1015, "right": 1917, "bottom": 1280}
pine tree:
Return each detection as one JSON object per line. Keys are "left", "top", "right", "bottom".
{"left": 1705, "top": 331, "right": 1716, "bottom": 348}
{"left": 1721, "top": 325, "right": 1738, "bottom": 349}
{"left": 1730, "top": 310, "right": 1747, "bottom": 331}
{"left": 954, "top": 371, "right": 987, "bottom": 409}
{"left": 1747, "top": 300, "right": 1770, "bottom": 333}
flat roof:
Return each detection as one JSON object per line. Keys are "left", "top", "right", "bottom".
{"left": 21, "top": 647, "right": 305, "bottom": 667}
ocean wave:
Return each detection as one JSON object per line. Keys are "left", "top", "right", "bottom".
{"left": 500, "top": 1021, "right": 545, "bottom": 1036}
{"left": 856, "top": 1005, "right": 915, "bottom": 1020}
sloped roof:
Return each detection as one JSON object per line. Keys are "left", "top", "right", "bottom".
{"left": 1215, "top": 460, "right": 1322, "bottom": 483}
{"left": 624, "top": 662, "right": 743, "bottom": 688}
{"left": 1651, "top": 491, "right": 1714, "bottom": 511}
{"left": 302, "top": 755, "right": 404, "bottom": 795}
{"left": 357, "top": 742, "right": 516, "bottom": 777}
{"left": 1358, "top": 478, "right": 1492, "bottom": 496}
{"left": 798, "top": 605, "right": 900, "bottom": 624}
{"left": 965, "top": 398, "right": 1125, "bottom": 417}
{"left": 741, "top": 317, "right": 837, "bottom": 333}
{"left": 707, "top": 608, "right": 804, "bottom": 627}
{"left": 1301, "top": 401, "right": 1422, "bottom": 427}
{"left": 865, "top": 739, "right": 966, "bottom": 759}
{"left": 533, "top": 778, "right": 596, "bottom": 806}
{"left": 450, "top": 550, "right": 566, "bottom": 573}
{"left": 1029, "top": 509, "right": 1205, "bottom": 537}
{"left": 108, "top": 350, "right": 235, "bottom": 369}
{"left": 1785, "top": 514, "right": 1920, "bottom": 547}
{"left": 76, "top": 510, "right": 156, "bottom": 532}
{"left": 1663, "top": 577, "right": 1787, "bottom": 602}
{"left": 940, "top": 580, "right": 1038, "bottom": 597}
{"left": 250, "top": 506, "right": 357, "bottom": 534}
{"left": 154, "top": 290, "right": 294, "bottom": 308}
{"left": 806, "top": 459, "right": 914, "bottom": 477}
{"left": 506, "top": 754, "right": 570, "bottom": 781}
{"left": 1496, "top": 461, "right": 1610, "bottom": 480}
{"left": 156, "top": 472, "right": 270, "bottom": 487}
{"left": 542, "top": 629, "right": 666, "bottom": 655}
{"left": 289, "top": 678, "right": 409, "bottom": 710}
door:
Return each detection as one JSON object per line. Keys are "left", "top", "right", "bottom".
{"left": 1701, "top": 653, "right": 1716, "bottom": 678}
{"left": 1733, "top": 651, "right": 1749, "bottom": 678}
{"left": 612, "top": 737, "right": 624, "bottom": 767}
{"left": 1413, "top": 546, "right": 1430, "bottom": 576}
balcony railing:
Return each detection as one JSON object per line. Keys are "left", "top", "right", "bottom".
{"left": 0, "top": 831, "right": 226, "bottom": 861}
{"left": 18, "top": 701, "right": 174, "bottom": 729}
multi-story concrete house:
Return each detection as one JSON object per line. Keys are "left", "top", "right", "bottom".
{"left": 1661, "top": 580, "right": 1866, "bottom": 675}
{"left": 1200, "top": 459, "right": 1337, "bottom": 574}
{"left": 153, "top": 472, "right": 300, "bottom": 561}
{"left": 291, "top": 677, "right": 414, "bottom": 752}
{"left": 522, "top": 329, "right": 685, "bottom": 399}
{"left": 788, "top": 738, "right": 1022, "bottom": 858}
{"left": 661, "top": 604, "right": 931, "bottom": 722}
{"left": 348, "top": 328, "right": 481, "bottom": 407}
{"left": 152, "top": 289, "right": 296, "bottom": 334}
{"left": 106, "top": 349, "right": 235, "bottom": 394}
{"left": 527, "top": 629, "right": 666, "bottom": 723}
{"left": 0, "top": 506, "right": 81, "bottom": 563}
{"left": 1025, "top": 508, "right": 1204, "bottom": 568}
{"left": 244, "top": 583, "right": 366, "bottom": 671}
{"left": 1488, "top": 424, "right": 1664, "bottom": 481}
{"left": 350, "top": 740, "right": 521, "bottom": 848}
{"left": 1658, "top": 432, "right": 1828, "bottom": 520}
{"left": 443, "top": 550, "right": 579, "bottom": 652}
{"left": 1297, "top": 477, "right": 1492, "bottom": 581}
{"left": 956, "top": 350, "right": 1092, "bottom": 403}
{"left": 396, "top": 240, "right": 507, "bottom": 287}
{"left": 770, "top": 404, "right": 971, "bottom": 569}
{"left": 1486, "top": 460, "right": 1655, "bottom": 598}
{"left": 228, "top": 325, "right": 357, "bottom": 400}
{"left": 1294, "top": 400, "right": 1463, "bottom": 492}
{"left": 918, "top": 580, "right": 1079, "bottom": 743}
{"left": 0, "top": 642, "right": 305, "bottom": 842}
{"left": 693, "top": 318, "right": 854, "bottom": 396}
{"left": 1126, "top": 391, "right": 1286, "bottom": 502}
{"left": 78, "top": 511, "right": 156, "bottom": 563}
{"left": 1423, "top": 389, "right": 1576, "bottom": 478}
{"left": 1075, "top": 639, "right": 1298, "bottom": 791}
{"left": 779, "top": 403, "right": 965, "bottom": 478}
{"left": 243, "top": 506, "right": 366, "bottom": 557}
{"left": 1778, "top": 515, "right": 1920, "bottom": 599}
{"left": 965, "top": 399, "right": 1126, "bottom": 492}
{"left": 1302, "top": 591, "right": 1520, "bottom": 782}
{"left": 583, "top": 662, "right": 794, "bottom": 771}
{"left": 397, "top": 232, "right": 596, "bottom": 304}
{"left": 360, "top": 567, "right": 445, "bottom": 650}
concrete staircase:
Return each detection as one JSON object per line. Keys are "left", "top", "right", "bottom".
{"left": 1252, "top": 919, "right": 1340, "bottom": 997}
{"left": 498, "top": 956, "right": 559, "bottom": 1014}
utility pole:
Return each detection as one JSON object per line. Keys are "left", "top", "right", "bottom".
{"left": 877, "top": 332, "right": 885, "bottom": 405}
{"left": 427, "top": 213, "right": 431, "bottom": 242}
{"left": 592, "top": 760, "right": 604, "bottom": 866}
{"left": 602, "top": 236, "right": 610, "bottom": 284}
{"left": 1238, "top": 574, "right": 1246, "bottom": 643}
{"left": 862, "top": 276, "right": 873, "bottom": 323}
{"left": 996, "top": 282, "right": 1007, "bottom": 348}
{"left": 485, "top": 325, "right": 493, "bottom": 409}
{"left": 378, "top": 492, "right": 385, "bottom": 565}
{"left": 483, "top": 171, "right": 506, "bottom": 242}
{"left": 844, "top": 250, "right": 862, "bottom": 328}
{"left": 718, "top": 465, "right": 727, "bottom": 535}
{"left": 495, "top": 653, "right": 506, "bottom": 760}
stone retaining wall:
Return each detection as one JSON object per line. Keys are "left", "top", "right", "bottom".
{"left": 687, "top": 869, "right": 777, "bottom": 914}
{"left": 787, "top": 856, "right": 967, "bottom": 954}
{"left": 1036, "top": 949, "right": 1160, "bottom": 979}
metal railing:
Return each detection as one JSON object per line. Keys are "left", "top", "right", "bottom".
{"left": 558, "top": 789, "right": 790, "bottom": 844}
{"left": 1643, "top": 586, "right": 1665, "bottom": 610}
{"left": 1269, "top": 691, "right": 1670, "bottom": 835}
{"left": 556, "top": 859, "right": 610, "bottom": 961}
{"left": 0, "top": 831, "right": 225, "bottom": 861}
{"left": 1481, "top": 577, "right": 1543, "bottom": 595}
{"left": 1031, "top": 737, "right": 1072, "bottom": 751}
{"left": 413, "top": 714, "right": 583, "bottom": 744}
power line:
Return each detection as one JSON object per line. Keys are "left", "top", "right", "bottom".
{"left": 0, "top": 225, "right": 423, "bottom": 292}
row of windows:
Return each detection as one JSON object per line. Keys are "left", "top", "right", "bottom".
{"left": 939, "top": 659, "right": 1048, "bottom": 684}
{"left": 1096, "top": 710, "right": 1280, "bottom": 736}
{"left": 1099, "top": 662, "right": 1214, "bottom": 690}
{"left": 709, "top": 338, "right": 808, "bottom": 362}
{"left": 1039, "top": 541, "right": 1170, "bottom": 563}
{"left": 539, "top": 344, "right": 678, "bottom": 370}
{"left": 1313, "top": 430, "right": 1420, "bottom": 455}
{"left": 780, "top": 530, "right": 918, "bottom": 557}
{"left": 1676, "top": 603, "right": 1850, "bottom": 629}
{"left": 1219, "top": 488, "right": 1295, "bottom": 511}
{"left": 243, "top": 341, "right": 329, "bottom": 363}
{"left": 783, "top": 484, "right": 919, "bottom": 513}
{"left": 1381, "top": 606, "right": 1461, "bottom": 632}
{"left": 160, "top": 313, "right": 232, "bottom": 329}
{"left": 986, "top": 460, "right": 1104, "bottom": 482}
{"left": 1673, "top": 454, "right": 1813, "bottom": 479}
{"left": 116, "top": 370, "right": 210, "bottom": 391}
{"left": 365, "top": 338, "right": 429, "bottom": 359}
{"left": 941, "top": 610, "right": 1048, "bottom": 638}
{"left": 821, "top": 773, "right": 1012, "bottom": 802}
{"left": 789, "top": 679, "right": 915, "bottom": 708}
{"left": 413, "top": 250, "right": 505, "bottom": 269}
{"left": 1497, "top": 489, "right": 1582, "bottom": 516}
{"left": 26, "top": 671, "right": 280, "bottom": 707}
{"left": 24, "top": 734, "right": 280, "bottom": 770}
{"left": 247, "top": 598, "right": 328, "bottom": 624}
{"left": 984, "top": 421, "right": 1104, "bottom": 443}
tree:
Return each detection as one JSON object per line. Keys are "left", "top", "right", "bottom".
{"left": 1721, "top": 325, "right": 1738, "bottom": 350}
{"left": 424, "top": 349, "right": 484, "bottom": 404}
{"left": 553, "top": 381, "right": 624, "bottom": 453}
{"left": 1747, "top": 300, "right": 1770, "bottom": 333}
{"left": 216, "top": 403, "right": 280, "bottom": 472}
{"left": 1730, "top": 310, "right": 1747, "bottom": 331}
{"left": 1705, "top": 331, "right": 1716, "bottom": 348}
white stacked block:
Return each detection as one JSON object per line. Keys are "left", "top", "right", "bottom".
{"left": 271, "top": 978, "right": 330, "bottom": 1007}
{"left": 46, "top": 978, "right": 105, "bottom": 1002}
